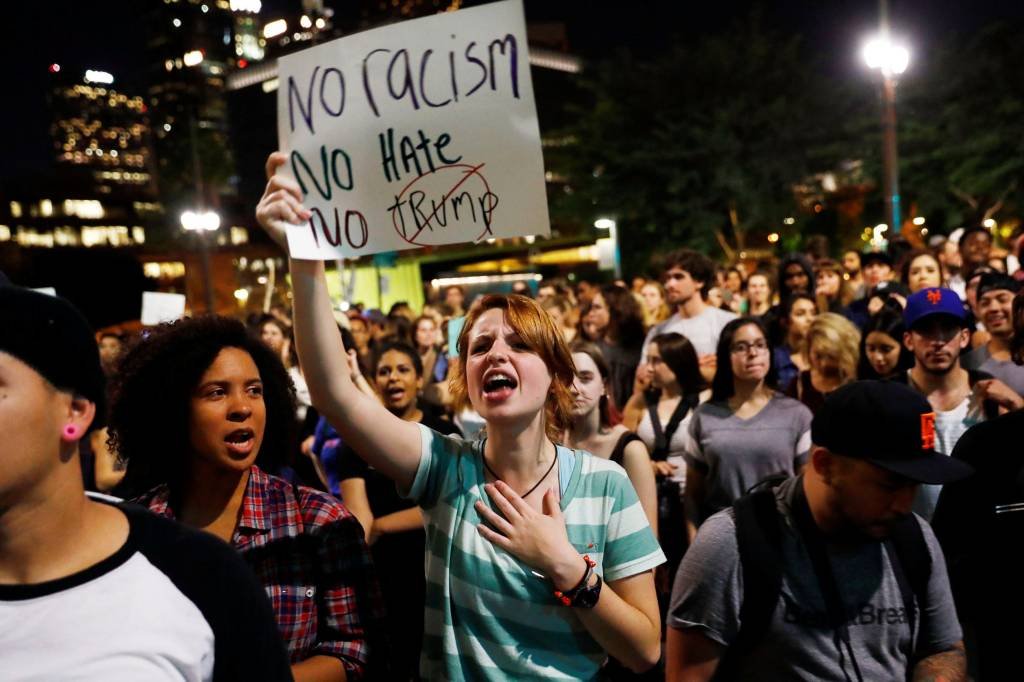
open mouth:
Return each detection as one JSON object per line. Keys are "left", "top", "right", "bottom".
{"left": 224, "top": 428, "right": 256, "bottom": 456}
{"left": 385, "top": 386, "right": 407, "bottom": 402}
{"left": 483, "top": 372, "right": 518, "bottom": 401}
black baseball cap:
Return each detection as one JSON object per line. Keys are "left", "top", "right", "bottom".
{"left": 812, "top": 381, "right": 973, "bottom": 485}
{"left": 0, "top": 287, "right": 106, "bottom": 425}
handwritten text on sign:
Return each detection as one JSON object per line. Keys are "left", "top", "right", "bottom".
{"left": 276, "top": 0, "right": 550, "bottom": 260}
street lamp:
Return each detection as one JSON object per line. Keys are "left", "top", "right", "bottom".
{"left": 180, "top": 209, "right": 220, "bottom": 312}
{"left": 594, "top": 218, "right": 621, "bottom": 280}
{"left": 863, "top": 32, "right": 910, "bottom": 236}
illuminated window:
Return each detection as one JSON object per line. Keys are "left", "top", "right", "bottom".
{"left": 9, "top": 201, "right": 22, "bottom": 218}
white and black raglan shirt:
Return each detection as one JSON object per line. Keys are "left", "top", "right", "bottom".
{"left": 0, "top": 503, "right": 293, "bottom": 681}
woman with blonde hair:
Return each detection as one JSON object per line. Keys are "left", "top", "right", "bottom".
{"left": 784, "top": 312, "right": 861, "bottom": 414}
{"left": 256, "top": 152, "right": 664, "bottom": 679}
{"left": 639, "top": 281, "right": 671, "bottom": 329}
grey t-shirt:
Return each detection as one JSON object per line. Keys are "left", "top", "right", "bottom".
{"left": 642, "top": 305, "right": 737, "bottom": 359}
{"left": 685, "top": 395, "right": 813, "bottom": 520}
{"left": 961, "top": 344, "right": 1024, "bottom": 397}
{"left": 668, "top": 477, "right": 962, "bottom": 680}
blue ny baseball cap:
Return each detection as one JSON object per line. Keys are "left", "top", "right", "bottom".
{"left": 903, "top": 287, "right": 966, "bottom": 330}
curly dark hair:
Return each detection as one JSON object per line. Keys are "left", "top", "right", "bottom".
{"left": 107, "top": 315, "right": 297, "bottom": 495}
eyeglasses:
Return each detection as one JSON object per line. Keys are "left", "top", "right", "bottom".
{"left": 730, "top": 340, "right": 769, "bottom": 355}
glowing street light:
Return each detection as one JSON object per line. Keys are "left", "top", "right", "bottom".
{"left": 863, "top": 26, "right": 910, "bottom": 236}
{"left": 862, "top": 37, "right": 910, "bottom": 77}
{"left": 181, "top": 210, "right": 220, "bottom": 312}
{"left": 180, "top": 210, "right": 220, "bottom": 232}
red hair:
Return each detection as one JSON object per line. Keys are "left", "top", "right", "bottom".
{"left": 450, "top": 294, "right": 575, "bottom": 441}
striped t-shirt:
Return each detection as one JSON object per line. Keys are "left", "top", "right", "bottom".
{"left": 404, "top": 424, "right": 665, "bottom": 680}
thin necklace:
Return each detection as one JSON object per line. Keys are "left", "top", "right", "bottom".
{"left": 483, "top": 445, "right": 558, "bottom": 499}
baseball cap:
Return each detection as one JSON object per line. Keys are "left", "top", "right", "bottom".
{"left": 903, "top": 287, "right": 966, "bottom": 330}
{"left": 812, "top": 381, "right": 973, "bottom": 484}
{"left": 0, "top": 287, "right": 106, "bottom": 424}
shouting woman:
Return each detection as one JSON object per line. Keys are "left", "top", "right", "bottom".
{"left": 257, "top": 152, "right": 665, "bottom": 679}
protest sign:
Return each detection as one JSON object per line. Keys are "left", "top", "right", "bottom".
{"left": 276, "top": 0, "right": 549, "bottom": 260}
{"left": 141, "top": 292, "right": 186, "bottom": 326}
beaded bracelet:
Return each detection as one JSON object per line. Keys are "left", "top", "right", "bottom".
{"left": 553, "top": 554, "right": 596, "bottom": 606}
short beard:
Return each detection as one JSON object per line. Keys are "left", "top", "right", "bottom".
{"left": 918, "top": 359, "right": 956, "bottom": 376}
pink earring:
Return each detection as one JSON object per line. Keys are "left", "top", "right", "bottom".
{"left": 62, "top": 424, "right": 80, "bottom": 440}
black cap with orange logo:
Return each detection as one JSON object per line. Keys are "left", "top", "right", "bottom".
{"left": 812, "top": 381, "right": 974, "bottom": 485}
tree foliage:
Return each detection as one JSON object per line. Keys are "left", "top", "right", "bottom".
{"left": 549, "top": 15, "right": 842, "bottom": 272}
{"left": 549, "top": 15, "right": 1024, "bottom": 270}
{"left": 898, "top": 21, "right": 1024, "bottom": 231}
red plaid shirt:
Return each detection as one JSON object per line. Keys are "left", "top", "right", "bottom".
{"left": 138, "top": 466, "right": 386, "bottom": 678}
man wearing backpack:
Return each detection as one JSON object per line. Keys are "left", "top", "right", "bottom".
{"left": 665, "top": 381, "right": 969, "bottom": 681}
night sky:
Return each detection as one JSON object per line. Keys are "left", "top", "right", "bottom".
{"left": 3, "top": 0, "right": 1024, "bottom": 183}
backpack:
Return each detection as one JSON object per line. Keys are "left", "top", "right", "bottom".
{"left": 713, "top": 480, "right": 932, "bottom": 681}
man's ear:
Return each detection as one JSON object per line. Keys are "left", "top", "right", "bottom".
{"left": 903, "top": 330, "right": 914, "bottom": 353}
{"left": 958, "top": 327, "right": 971, "bottom": 350}
{"left": 810, "top": 446, "right": 835, "bottom": 484}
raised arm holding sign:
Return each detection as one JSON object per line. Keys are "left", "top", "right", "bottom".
{"left": 257, "top": 5, "right": 662, "bottom": 678}
{"left": 275, "top": 0, "right": 549, "bottom": 260}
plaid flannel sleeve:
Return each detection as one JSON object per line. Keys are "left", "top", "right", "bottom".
{"left": 312, "top": 513, "right": 388, "bottom": 679}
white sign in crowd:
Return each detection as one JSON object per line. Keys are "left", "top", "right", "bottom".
{"left": 276, "top": 0, "right": 549, "bottom": 260}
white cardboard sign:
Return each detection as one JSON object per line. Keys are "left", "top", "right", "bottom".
{"left": 276, "top": 0, "right": 549, "bottom": 260}
{"left": 141, "top": 292, "right": 186, "bottom": 326}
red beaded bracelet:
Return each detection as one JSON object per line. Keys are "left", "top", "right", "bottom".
{"left": 553, "top": 554, "right": 596, "bottom": 606}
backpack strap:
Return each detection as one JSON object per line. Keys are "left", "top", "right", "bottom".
{"left": 882, "top": 515, "right": 931, "bottom": 672}
{"left": 713, "top": 487, "right": 784, "bottom": 680}
{"left": 647, "top": 393, "right": 698, "bottom": 461}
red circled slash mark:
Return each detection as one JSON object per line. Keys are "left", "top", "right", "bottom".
{"left": 402, "top": 163, "right": 487, "bottom": 245}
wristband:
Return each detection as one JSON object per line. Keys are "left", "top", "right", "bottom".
{"left": 553, "top": 554, "right": 596, "bottom": 606}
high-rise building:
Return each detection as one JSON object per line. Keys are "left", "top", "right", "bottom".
{"left": 48, "top": 67, "right": 157, "bottom": 199}
{"left": 141, "top": 0, "right": 238, "bottom": 203}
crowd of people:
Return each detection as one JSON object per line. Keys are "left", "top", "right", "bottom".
{"left": 2, "top": 155, "right": 1023, "bottom": 680}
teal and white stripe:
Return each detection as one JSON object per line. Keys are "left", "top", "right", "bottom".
{"left": 405, "top": 424, "right": 665, "bottom": 680}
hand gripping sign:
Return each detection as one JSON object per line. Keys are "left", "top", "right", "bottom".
{"left": 276, "top": 0, "right": 550, "bottom": 260}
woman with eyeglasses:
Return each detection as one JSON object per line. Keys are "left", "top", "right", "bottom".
{"left": 683, "top": 318, "right": 813, "bottom": 541}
